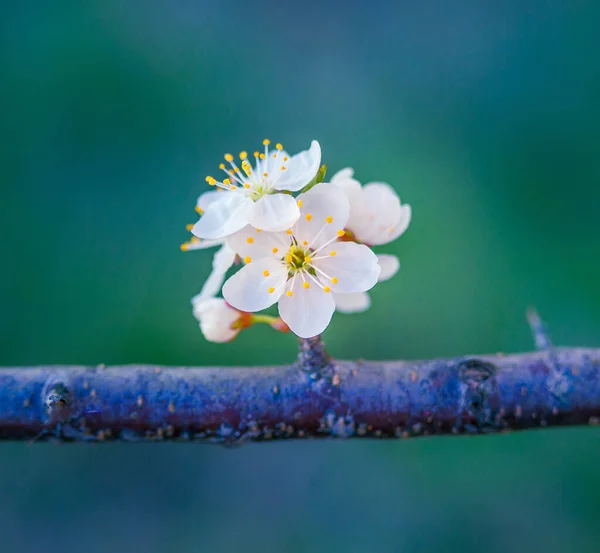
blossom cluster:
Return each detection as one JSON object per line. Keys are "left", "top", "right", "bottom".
{"left": 182, "top": 139, "right": 411, "bottom": 342}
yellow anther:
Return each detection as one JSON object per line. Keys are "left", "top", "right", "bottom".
{"left": 239, "top": 151, "right": 248, "bottom": 160}
{"left": 323, "top": 286, "right": 331, "bottom": 293}
{"left": 268, "top": 287, "right": 275, "bottom": 293}
{"left": 280, "top": 166, "right": 286, "bottom": 170}
{"left": 337, "top": 230, "right": 345, "bottom": 237}
{"left": 285, "top": 254, "right": 293, "bottom": 263}
{"left": 254, "top": 151, "right": 259, "bottom": 157}
{"left": 263, "top": 139, "right": 270, "bottom": 146}
{"left": 243, "top": 256, "right": 252, "bottom": 264}
{"left": 305, "top": 213, "right": 313, "bottom": 221}
{"left": 207, "top": 178, "right": 217, "bottom": 186}
{"left": 272, "top": 153, "right": 277, "bottom": 158}
{"left": 389, "top": 226, "right": 395, "bottom": 233}
{"left": 223, "top": 178, "right": 231, "bottom": 185}
{"left": 224, "top": 153, "right": 233, "bottom": 162}
{"left": 272, "top": 247, "right": 278, "bottom": 253}
{"left": 263, "top": 270, "right": 270, "bottom": 277}
{"left": 286, "top": 290, "right": 293, "bottom": 297}
{"left": 283, "top": 156, "right": 288, "bottom": 161}
{"left": 286, "top": 229, "right": 293, "bottom": 235}
{"left": 259, "top": 153, "right": 265, "bottom": 159}
{"left": 330, "top": 251, "right": 337, "bottom": 257}
{"left": 229, "top": 185, "right": 236, "bottom": 190}
{"left": 302, "top": 240, "right": 308, "bottom": 246}
{"left": 180, "top": 243, "right": 189, "bottom": 251}
{"left": 190, "top": 237, "right": 200, "bottom": 244}
{"left": 234, "top": 167, "right": 241, "bottom": 173}
{"left": 276, "top": 143, "right": 283, "bottom": 150}
{"left": 325, "top": 216, "right": 333, "bottom": 224}
{"left": 297, "top": 200, "right": 303, "bottom": 208}
{"left": 246, "top": 237, "right": 254, "bottom": 244}
{"left": 256, "top": 228, "right": 261, "bottom": 233}
{"left": 244, "top": 183, "right": 251, "bottom": 189}
{"left": 219, "top": 163, "right": 225, "bottom": 170}
{"left": 205, "top": 176, "right": 213, "bottom": 182}
{"left": 195, "top": 206, "right": 203, "bottom": 214}
{"left": 304, "top": 256, "right": 312, "bottom": 264}
{"left": 302, "top": 282, "right": 310, "bottom": 289}
{"left": 331, "top": 277, "right": 339, "bottom": 284}
{"left": 186, "top": 224, "right": 194, "bottom": 231}
{"left": 263, "top": 172, "right": 268, "bottom": 177}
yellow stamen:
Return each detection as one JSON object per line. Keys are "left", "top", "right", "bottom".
{"left": 286, "top": 290, "right": 293, "bottom": 297}
{"left": 286, "top": 229, "right": 293, "bottom": 235}
{"left": 239, "top": 151, "right": 248, "bottom": 160}
{"left": 272, "top": 247, "right": 278, "bottom": 254}
{"left": 302, "top": 281, "right": 310, "bottom": 289}
{"left": 330, "top": 251, "right": 337, "bottom": 257}
{"left": 253, "top": 151, "right": 259, "bottom": 158}
{"left": 223, "top": 178, "right": 231, "bottom": 185}
{"left": 229, "top": 185, "right": 236, "bottom": 190}
{"left": 186, "top": 224, "right": 194, "bottom": 231}
{"left": 331, "top": 277, "right": 339, "bottom": 284}
{"left": 389, "top": 227, "right": 395, "bottom": 233}
{"left": 302, "top": 240, "right": 308, "bottom": 246}
{"left": 305, "top": 213, "right": 313, "bottom": 221}
{"left": 272, "top": 153, "right": 277, "bottom": 158}
{"left": 263, "top": 172, "right": 268, "bottom": 177}
{"left": 268, "top": 287, "right": 275, "bottom": 293}
{"left": 281, "top": 166, "right": 286, "bottom": 170}
{"left": 263, "top": 270, "right": 270, "bottom": 277}
{"left": 259, "top": 153, "right": 265, "bottom": 159}
{"left": 263, "top": 139, "right": 270, "bottom": 146}
{"left": 325, "top": 216, "right": 333, "bottom": 224}
{"left": 283, "top": 156, "right": 288, "bottom": 161}
{"left": 297, "top": 200, "right": 303, "bottom": 208}
{"left": 224, "top": 153, "right": 233, "bottom": 162}
{"left": 337, "top": 230, "right": 345, "bottom": 237}
{"left": 195, "top": 206, "right": 203, "bottom": 214}
{"left": 323, "top": 286, "right": 331, "bottom": 293}
{"left": 276, "top": 143, "right": 283, "bottom": 150}
{"left": 285, "top": 254, "right": 293, "bottom": 263}
{"left": 244, "top": 183, "right": 251, "bottom": 189}
{"left": 219, "top": 163, "right": 225, "bottom": 170}
{"left": 243, "top": 256, "right": 252, "bottom": 264}
{"left": 205, "top": 176, "right": 213, "bottom": 182}
{"left": 256, "top": 228, "right": 261, "bottom": 233}
{"left": 246, "top": 237, "right": 254, "bottom": 244}
{"left": 180, "top": 243, "right": 189, "bottom": 251}
{"left": 304, "top": 256, "right": 312, "bottom": 264}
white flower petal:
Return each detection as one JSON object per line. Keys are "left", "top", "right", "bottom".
{"left": 330, "top": 167, "right": 355, "bottom": 184}
{"left": 331, "top": 168, "right": 364, "bottom": 229}
{"left": 222, "top": 258, "right": 287, "bottom": 312}
{"left": 192, "top": 298, "right": 240, "bottom": 343}
{"left": 377, "top": 254, "right": 400, "bottom": 282}
{"left": 261, "top": 149, "right": 290, "bottom": 182}
{"left": 278, "top": 278, "right": 335, "bottom": 338}
{"left": 196, "top": 190, "right": 224, "bottom": 213}
{"left": 315, "top": 242, "right": 380, "bottom": 293}
{"left": 348, "top": 182, "right": 401, "bottom": 245}
{"left": 181, "top": 237, "right": 223, "bottom": 251}
{"left": 273, "top": 140, "right": 321, "bottom": 192}
{"left": 227, "top": 225, "right": 289, "bottom": 259}
{"left": 246, "top": 193, "right": 301, "bottom": 232}
{"left": 192, "top": 194, "right": 253, "bottom": 240}
{"left": 387, "top": 204, "right": 412, "bottom": 242}
{"left": 293, "top": 182, "right": 349, "bottom": 248}
{"left": 334, "top": 292, "right": 371, "bottom": 314}
{"left": 191, "top": 244, "right": 237, "bottom": 302}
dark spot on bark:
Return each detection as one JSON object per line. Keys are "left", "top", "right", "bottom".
{"left": 458, "top": 359, "right": 497, "bottom": 383}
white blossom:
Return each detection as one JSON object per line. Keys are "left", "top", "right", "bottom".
{"left": 192, "top": 140, "right": 321, "bottom": 240}
{"left": 192, "top": 296, "right": 242, "bottom": 343}
{"left": 222, "top": 183, "right": 380, "bottom": 338}
{"left": 331, "top": 167, "right": 411, "bottom": 246}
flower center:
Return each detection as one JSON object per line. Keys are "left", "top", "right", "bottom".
{"left": 285, "top": 245, "right": 313, "bottom": 273}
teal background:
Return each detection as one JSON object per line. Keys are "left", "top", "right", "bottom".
{"left": 1, "top": 2, "right": 600, "bottom": 552}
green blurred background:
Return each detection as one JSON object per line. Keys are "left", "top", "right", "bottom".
{"left": 1, "top": 2, "right": 600, "bottom": 552}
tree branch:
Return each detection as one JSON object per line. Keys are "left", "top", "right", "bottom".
{"left": 1, "top": 315, "right": 599, "bottom": 443}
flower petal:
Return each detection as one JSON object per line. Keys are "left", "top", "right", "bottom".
{"left": 273, "top": 140, "right": 321, "bottom": 192}
{"left": 227, "top": 225, "right": 289, "bottom": 259}
{"left": 387, "top": 204, "right": 412, "bottom": 242}
{"left": 334, "top": 292, "right": 371, "bottom": 314}
{"left": 331, "top": 168, "right": 364, "bottom": 228}
{"left": 222, "top": 258, "right": 287, "bottom": 312}
{"left": 377, "top": 254, "right": 400, "bottom": 282}
{"left": 181, "top": 237, "right": 223, "bottom": 251}
{"left": 192, "top": 193, "right": 253, "bottom": 240}
{"left": 314, "top": 242, "right": 380, "bottom": 293}
{"left": 293, "top": 182, "right": 349, "bottom": 248}
{"left": 192, "top": 297, "right": 240, "bottom": 343}
{"left": 193, "top": 244, "right": 237, "bottom": 301}
{"left": 246, "top": 193, "right": 301, "bottom": 232}
{"left": 348, "top": 182, "right": 403, "bottom": 245}
{"left": 330, "top": 167, "right": 355, "bottom": 184}
{"left": 196, "top": 190, "right": 224, "bottom": 213}
{"left": 277, "top": 278, "right": 335, "bottom": 338}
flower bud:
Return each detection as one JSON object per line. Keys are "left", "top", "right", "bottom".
{"left": 192, "top": 297, "right": 242, "bottom": 343}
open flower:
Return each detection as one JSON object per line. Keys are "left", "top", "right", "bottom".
{"left": 222, "top": 183, "right": 380, "bottom": 338}
{"left": 192, "top": 296, "right": 244, "bottom": 343}
{"left": 192, "top": 139, "right": 321, "bottom": 240}
{"left": 331, "top": 167, "right": 411, "bottom": 246}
